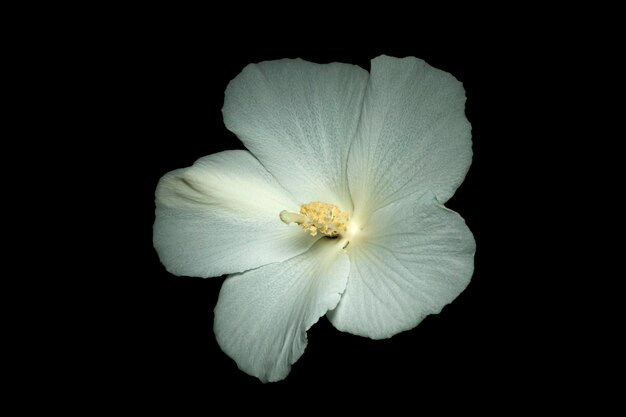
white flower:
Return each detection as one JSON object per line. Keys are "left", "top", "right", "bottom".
{"left": 154, "top": 55, "right": 475, "bottom": 382}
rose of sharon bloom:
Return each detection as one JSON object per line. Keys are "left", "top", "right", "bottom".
{"left": 154, "top": 55, "right": 475, "bottom": 382}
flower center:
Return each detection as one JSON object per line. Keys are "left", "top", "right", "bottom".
{"left": 279, "top": 202, "right": 349, "bottom": 237}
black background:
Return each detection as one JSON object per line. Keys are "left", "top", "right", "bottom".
{"left": 108, "top": 30, "right": 559, "bottom": 400}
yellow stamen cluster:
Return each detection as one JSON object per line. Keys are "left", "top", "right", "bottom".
{"left": 280, "top": 202, "right": 349, "bottom": 237}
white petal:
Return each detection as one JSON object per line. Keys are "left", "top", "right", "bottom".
{"left": 214, "top": 239, "right": 350, "bottom": 382}
{"left": 327, "top": 191, "right": 475, "bottom": 339}
{"left": 348, "top": 55, "right": 472, "bottom": 220}
{"left": 222, "top": 58, "right": 368, "bottom": 211}
{"left": 154, "top": 150, "right": 316, "bottom": 277}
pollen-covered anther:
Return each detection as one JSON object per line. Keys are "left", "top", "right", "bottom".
{"left": 279, "top": 202, "right": 349, "bottom": 237}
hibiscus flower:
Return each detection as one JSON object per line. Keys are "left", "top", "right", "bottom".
{"left": 154, "top": 55, "right": 475, "bottom": 382}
